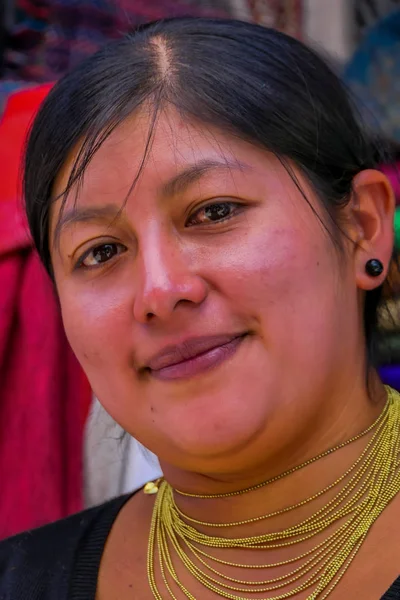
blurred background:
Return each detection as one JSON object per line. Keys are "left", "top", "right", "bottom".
{"left": 2, "top": 0, "right": 400, "bottom": 539}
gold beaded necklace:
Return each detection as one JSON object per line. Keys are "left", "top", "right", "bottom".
{"left": 145, "top": 386, "right": 400, "bottom": 599}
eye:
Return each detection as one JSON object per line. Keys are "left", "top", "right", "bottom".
{"left": 186, "top": 201, "right": 243, "bottom": 226}
{"left": 76, "top": 242, "right": 126, "bottom": 269}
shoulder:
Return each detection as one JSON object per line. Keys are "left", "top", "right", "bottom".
{"left": 0, "top": 494, "right": 132, "bottom": 600}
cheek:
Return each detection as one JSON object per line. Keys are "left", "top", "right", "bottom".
{"left": 58, "top": 281, "right": 133, "bottom": 372}
{"left": 210, "top": 226, "right": 344, "bottom": 357}
{"left": 212, "top": 225, "right": 326, "bottom": 309}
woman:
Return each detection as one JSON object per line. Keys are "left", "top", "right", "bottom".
{"left": 0, "top": 16, "right": 399, "bottom": 600}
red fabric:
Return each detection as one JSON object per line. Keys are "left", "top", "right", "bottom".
{"left": 0, "top": 85, "right": 92, "bottom": 539}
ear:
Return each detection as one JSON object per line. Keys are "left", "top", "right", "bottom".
{"left": 350, "top": 169, "right": 395, "bottom": 291}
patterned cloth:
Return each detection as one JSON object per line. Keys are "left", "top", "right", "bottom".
{"left": 354, "top": 0, "right": 400, "bottom": 41}
{"left": 344, "top": 8, "right": 400, "bottom": 144}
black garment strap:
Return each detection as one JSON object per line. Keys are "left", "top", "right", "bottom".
{"left": 382, "top": 576, "right": 400, "bottom": 599}
{"left": 70, "top": 493, "right": 133, "bottom": 600}
{"left": 0, "top": 493, "right": 132, "bottom": 600}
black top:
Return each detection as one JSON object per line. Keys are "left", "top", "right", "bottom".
{"left": 0, "top": 493, "right": 399, "bottom": 599}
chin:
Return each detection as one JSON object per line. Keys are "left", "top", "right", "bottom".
{"left": 158, "top": 407, "right": 269, "bottom": 467}
{"left": 142, "top": 373, "right": 279, "bottom": 467}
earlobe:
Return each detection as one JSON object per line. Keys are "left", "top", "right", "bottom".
{"left": 351, "top": 169, "right": 395, "bottom": 291}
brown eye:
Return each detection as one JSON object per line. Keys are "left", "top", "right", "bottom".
{"left": 187, "top": 202, "right": 241, "bottom": 226}
{"left": 77, "top": 243, "right": 126, "bottom": 269}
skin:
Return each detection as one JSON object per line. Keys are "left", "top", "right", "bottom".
{"left": 50, "top": 107, "right": 397, "bottom": 598}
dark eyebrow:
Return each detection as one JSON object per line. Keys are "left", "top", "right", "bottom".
{"left": 53, "top": 204, "right": 122, "bottom": 248}
{"left": 161, "top": 158, "right": 250, "bottom": 198}
{"left": 53, "top": 159, "right": 250, "bottom": 247}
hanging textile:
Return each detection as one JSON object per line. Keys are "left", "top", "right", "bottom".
{"left": 247, "top": 0, "right": 302, "bottom": 38}
{"left": 344, "top": 9, "right": 400, "bottom": 144}
{"left": 0, "top": 85, "right": 92, "bottom": 539}
{"left": 354, "top": 0, "right": 400, "bottom": 40}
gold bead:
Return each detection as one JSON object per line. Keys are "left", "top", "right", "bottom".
{"left": 144, "top": 481, "right": 159, "bottom": 495}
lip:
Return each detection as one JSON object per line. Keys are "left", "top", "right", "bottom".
{"left": 144, "top": 333, "right": 247, "bottom": 382}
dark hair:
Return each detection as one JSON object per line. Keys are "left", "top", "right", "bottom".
{"left": 23, "top": 17, "right": 392, "bottom": 361}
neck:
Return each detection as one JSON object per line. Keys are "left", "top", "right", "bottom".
{"left": 160, "top": 376, "right": 387, "bottom": 535}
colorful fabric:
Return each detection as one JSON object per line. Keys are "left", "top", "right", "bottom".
{"left": 3, "top": 0, "right": 51, "bottom": 81}
{"left": 344, "top": 9, "right": 400, "bottom": 143}
{"left": 247, "top": 0, "right": 302, "bottom": 37}
{"left": 0, "top": 86, "right": 92, "bottom": 538}
{"left": 394, "top": 207, "right": 400, "bottom": 249}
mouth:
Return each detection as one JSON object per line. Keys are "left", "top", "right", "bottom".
{"left": 145, "top": 333, "right": 248, "bottom": 382}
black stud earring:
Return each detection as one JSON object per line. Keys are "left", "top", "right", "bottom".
{"left": 365, "top": 259, "right": 384, "bottom": 277}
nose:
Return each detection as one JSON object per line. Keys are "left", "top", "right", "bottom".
{"left": 133, "top": 238, "right": 208, "bottom": 324}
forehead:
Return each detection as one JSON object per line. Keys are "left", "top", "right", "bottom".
{"left": 53, "top": 107, "right": 277, "bottom": 201}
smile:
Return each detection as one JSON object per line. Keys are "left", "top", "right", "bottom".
{"left": 147, "top": 334, "right": 247, "bottom": 382}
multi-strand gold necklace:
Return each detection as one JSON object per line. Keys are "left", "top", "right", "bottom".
{"left": 146, "top": 386, "right": 400, "bottom": 599}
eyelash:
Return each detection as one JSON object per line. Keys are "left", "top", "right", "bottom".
{"left": 185, "top": 200, "right": 243, "bottom": 226}
{"left": 75, "top": 201, "right": 243, "bottom": 270}
{"left": 75, "top": 242, "right": 126, "bottom": 270}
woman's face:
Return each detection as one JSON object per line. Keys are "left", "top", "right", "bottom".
{"left": 51, "top": 109, "right": 365, "bottom": 474}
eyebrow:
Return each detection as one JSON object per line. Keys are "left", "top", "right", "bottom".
{"left": 53, "top": 204, "right": 122, "bottom": 249}
{"left": 53, "top": 158, "right": 250, "bottom": 247}
{"left": 160, "top": 158, "right": 250, "bottom": 198}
